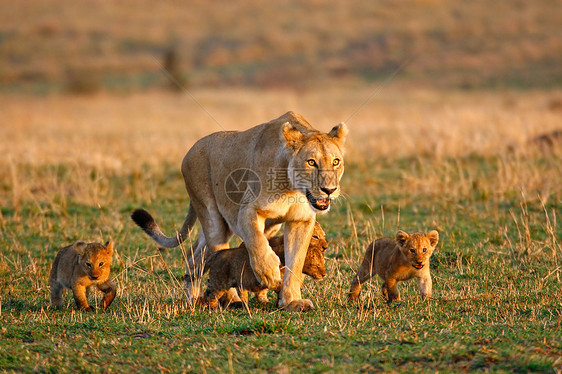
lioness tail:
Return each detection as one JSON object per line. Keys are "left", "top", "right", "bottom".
{"left": 132, "top": 203, "right": 197, "bottom": 248}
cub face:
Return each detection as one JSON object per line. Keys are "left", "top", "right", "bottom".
{"left": 74, "top": 240, "right": 114, "bottom": 282}
{"left": 396, "top": 230, "right": 439, "bottom": 270}
{"left": 282, "top": 122, "right": 348, "bottom": 213}
{"left": 302, "top": 222, "right": 328, "bottom": 280}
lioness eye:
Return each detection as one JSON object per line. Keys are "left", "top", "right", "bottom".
{"left": 423, "top": 248, "right": 427, "bottom": 253}
{"left": 409, "top": 248, "right": 416, "bottom": 254}
{"left": 85, "top": 262, "right": 92, "bottom": 268}
{"left": 307, "top": 159, "right": 317, "bottom": 167}
{"left": 99, "top": 262, "right": 104, "bottom": 267}
{"left": 333, "top": 158, "right": 340, "bottom": 166}
{"left": 312, "top": 235, "right": 319, "bottom": 240}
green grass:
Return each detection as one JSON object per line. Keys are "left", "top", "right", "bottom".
{"left": 1, "top": 155, "right": 561, "bottom": 372}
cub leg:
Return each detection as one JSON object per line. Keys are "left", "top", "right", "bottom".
{"left": 205, "top": 289, "right": 227, "bottom": 310}
{"left": 50, "top": 280, "right": 64, "bottom": 308}
{"left": 417, "top": 275, "right": 432, "bottom": 300}
{"left": 97, "top": 279, "right": 117, "bottom": 310}
{"left": 382, "top": 278, "right": 400, "bottom": 303}
{"left": 255, "top": 289, "right": 269, "bottom": 304}
{"left": 72, "top": 283, "right": 93, "bottom": 311}
{"left": 348, "top": 243, "right": 376, "bottom": 301}
{"left": 238, "top": 289, "right": 249, "bottom": 305}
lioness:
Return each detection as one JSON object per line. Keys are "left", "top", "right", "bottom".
{"left": 132, "top": 111, "right": 347, "bottom": 311}
{"left": 49, "top": 240, "right": 117, "bottom": 311}
{"left": 348, "top": 230, "right": 439, "bottom": 303}
{"left": 203, "top": 221, "right": 328, "bottom": 309}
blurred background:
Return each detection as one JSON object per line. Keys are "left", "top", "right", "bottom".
{"left": 2, "top": 0, "right": 561, "bottom": 94}
{"left": 1, "top": 0, "right": 561, "bottom": 179}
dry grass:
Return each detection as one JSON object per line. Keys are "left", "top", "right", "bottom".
{"left": 1, "top": 87, "right": 560, "bottom": 205}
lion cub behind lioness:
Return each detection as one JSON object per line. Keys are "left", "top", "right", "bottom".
{"left": 348, "top": 230, "right": 439, "bottom": 303}
{"left": 50, "top": 240, "right": 117, "bottom": 311}
{"left": 203, "top": 222, "right": 328, "bottom": 309}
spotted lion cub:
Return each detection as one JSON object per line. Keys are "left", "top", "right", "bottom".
{"left": 348, "top": 230, "right": 439, "bottom": 303}
{"left": 49, "top": 240, "right": 116, "bottom": 311}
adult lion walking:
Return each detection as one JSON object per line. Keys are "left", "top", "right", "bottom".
{"left": 132, "top": 111, "right": 347, "bottom": 311}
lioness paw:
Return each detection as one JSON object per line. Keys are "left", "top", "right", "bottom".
{"left": 252, "top": 250, "right": 282, "bottom": 289}
{"left": 281, "top": 299, "right": 314, "bottom": 312}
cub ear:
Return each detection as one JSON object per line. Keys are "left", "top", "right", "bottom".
{"left": 282, "top": 122, "right": 305, "bottom": 150}
{"left": 395, "top": 230, "right": 409, "bottom": 247}
{"left": 104, "top": 240, "right": 114, "bottom": 255}
{"left": 427, "top": 230, "right": 439, "bottom": 247}
{"left": 73, "top": 241, "right": 87, "bottom": 256}
{"left": 328, "top": 122, "right": 348, "bottom": 144}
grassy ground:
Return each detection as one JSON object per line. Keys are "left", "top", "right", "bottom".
{"left": 1, "top": 88, "right": 561, "bottom": 372}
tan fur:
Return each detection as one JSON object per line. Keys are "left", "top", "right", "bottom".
{"left": 132, "top": 111, "right": 347, "bottom": 312}
{"left": 49, "top": 240, "right": 116, "bottom": 311}
{"left": 202, "top": 222, "right": 328, "bottom": 309}
{"left": 348, "top": 230, "right": 439, "bottom": 303}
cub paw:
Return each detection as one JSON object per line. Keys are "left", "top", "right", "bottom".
{"left": 347, "top": 292, "right": 360, "bottom": 302}
{"left": 256, "top": 290, "right": 270, "bottom": 304}
{"left": 281, "top": 299, "right": 314, "bottom": 312}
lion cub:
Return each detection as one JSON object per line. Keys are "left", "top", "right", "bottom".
{"left": 49, "top": 240, "right": 117, "bottom": 311}
{"left": 348, "top": 230, "right": 439, "bottom": 303}
{"left": 203, "top": 222, "right": 328, "bottom": 309}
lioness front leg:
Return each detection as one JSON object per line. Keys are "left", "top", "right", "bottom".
{"left": 240, "top": 212, "right": 282, "bottom": 290}
{"left": 417, "top": 275, "right": 432, "bottom": 300}
{"left": 278, "top": 220, "right": 315, "bottom": 312}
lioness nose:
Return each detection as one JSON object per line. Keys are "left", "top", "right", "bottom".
{"left": 321, "top": 186, "right": 337, "bottom": 196}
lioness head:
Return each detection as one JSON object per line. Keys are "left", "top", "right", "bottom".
{"left": 302, "top": 222, "right": 328, "bottom": 280}
{"left": 396, "top": 230, "right": 439, "bottom": 270}
{"left": 74, "top": 240, "right": 114, "bottom": 282}
{"left": 282, "top": 122, "right": 348, "bottom": 213}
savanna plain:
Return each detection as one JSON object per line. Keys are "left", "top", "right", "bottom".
{"left": 0, "top": 86, "right": 561, "bottom": 372}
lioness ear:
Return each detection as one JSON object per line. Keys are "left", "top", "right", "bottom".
{"left": 105, "top": 240, "right": 114, "bottom": 255}
{"left": 328, "top": 122, "right": 348, "bottom": 144}
{"left": 73, "top": 241, "right": 87, "bottom": 256}
{"left": 427, "top": 230, "right": 439, "bottom": 247}
{"left": 282, "top": 122, "right": 305, "bottom": 150}
{"left": 395, "top": 230, "right": 409, "bottom": 247}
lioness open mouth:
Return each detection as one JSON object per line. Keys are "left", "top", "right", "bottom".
{"left": 413, "top": 264, "right": 424, "bottom": 270}
{"left": 306, "top": 190, "right": 331, "bottom": 211}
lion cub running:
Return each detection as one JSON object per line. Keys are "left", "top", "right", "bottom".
{"left": 203, "top": 222, "right": 328, "bottom": 309}
{"left": 348, "top": 230, "right": 439, "bottom": 303}
{"left": 50, "top": 240, "right": 117, "bottom": 311}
